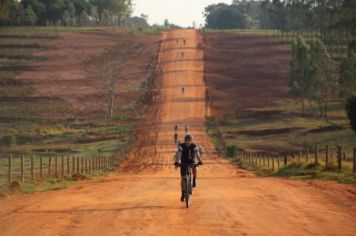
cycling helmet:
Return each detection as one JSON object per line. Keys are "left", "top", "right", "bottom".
{"left": 185, "top": 134, "right": 193, "bottom": 140}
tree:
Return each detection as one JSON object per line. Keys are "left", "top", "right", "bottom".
{"left": 204, "top": 3, "right": 249, "bottom": 29}
{"left": 62, "top": 9, "right": 70, "bottom": 26}
{"left": 289, "top": 36, "right": 311, "bottom": 115}
{"left": 23, "top": 5, "right": 37, "bottom": 25}
{"left": 21, "top": 0, "right": 46, "bottom": 24}
{"left": 345, "top": 96, "right": 356, "bottom": 132}
{"left": 89, "top": 5, "right": 98, "bottom": 27}
{"left": 309, "top": 39, "right": 336, "bottom": 118}
{"left": 100, "top": 9, "right": 111, "bottom": 25}
{"left": 339, "top": 50, "right": 356, "bottom": 97}
{"left": 79, "top": 10, "right": 89, "bottom": 26}
{"left": 66, "top": 2, "right": 76, "bottom": 26}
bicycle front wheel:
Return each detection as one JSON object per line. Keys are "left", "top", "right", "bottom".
{"left": 185, "top": 176, "right": 190, "bottom": 208}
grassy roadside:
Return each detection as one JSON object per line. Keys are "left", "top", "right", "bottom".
{"left": 229, "top": 156, "right": 356, "bottom": 185}
{"left": 0, "top": 169, "right": 115, "bottom": 197}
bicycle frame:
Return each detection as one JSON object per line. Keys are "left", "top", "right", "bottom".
{"left": 181, "top": 163, "right": 193, "bottom": 208}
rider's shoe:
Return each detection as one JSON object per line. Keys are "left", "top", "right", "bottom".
{"left": 192, "top": 177, "right": 197, "bottom": 188}
{"left": 180, "top": 192, "right": 185, "bottom": 202}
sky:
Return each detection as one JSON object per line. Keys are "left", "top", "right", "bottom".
{"left": 132, "top": 0, "right": 232, "bottom": 27}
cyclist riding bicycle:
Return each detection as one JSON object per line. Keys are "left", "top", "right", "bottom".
{"left": 174, "top": 134, "right": 203, "bottom": 202}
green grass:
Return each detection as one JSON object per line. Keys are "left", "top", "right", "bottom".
{"left": 0, "top": 170, "right": 114, "bottom": 197}
{"left": 230, "top": 155, "right": 356, "bottom": 184}
{"left": 207, "top": 97, "right": 356, "bottom": 156}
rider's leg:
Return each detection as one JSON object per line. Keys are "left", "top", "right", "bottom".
{"left": 192, "top": 166, "right": 197, "bottom": 187}
{"left": 180, "top": 167, "right": 185, "bottom": 201}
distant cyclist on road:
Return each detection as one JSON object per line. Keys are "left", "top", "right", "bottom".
{"left": 181, "top": 87, "right": 185, "bottom": 95}
{"left": 174, "top": 134, "right": 203, "bottom": 202}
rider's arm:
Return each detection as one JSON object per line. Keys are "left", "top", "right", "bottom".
{"left": 175, "top": 146, "right": 183, "bottom": 164}
{"left": 194, "top": 147, "right": 202, "bottom": 162}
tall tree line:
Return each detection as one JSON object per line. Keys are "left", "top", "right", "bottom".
{"left": 0, "top": 0, "right": 132, "bottom": 26}
{"left": 204, "top": 0, "right": 356, "bottom": 39}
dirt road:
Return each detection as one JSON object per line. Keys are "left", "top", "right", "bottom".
{"left": 1, "top": 29, "right": 356, "bottom": 236}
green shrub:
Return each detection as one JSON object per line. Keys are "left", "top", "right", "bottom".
{"left": 2, "top": 135, "right": 17, "bottom": 146}
{"left": 225, "top": 144, "right": 237, "bottom": 157}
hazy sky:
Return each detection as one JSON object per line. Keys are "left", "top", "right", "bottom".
{"left": 132, "top": 0, "right": 232, "bottom": 27}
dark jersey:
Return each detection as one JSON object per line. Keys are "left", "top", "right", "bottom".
{"left": 178, "top": 143, "right": 198, "bottom": 164}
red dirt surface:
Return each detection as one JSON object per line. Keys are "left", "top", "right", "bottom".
{"left": 15, "top": 31, "right": 159, "bottom": 119}
{"left": 0, "top": 30, "right": 355, "bottom": 236}
{"left": 205, "top": 33, "right": 291, "bottom": 118}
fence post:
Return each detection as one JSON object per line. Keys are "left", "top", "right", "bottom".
{"left": 325, "top": 145, "right": 329, "bottom": 169}
{"left": 21, "top": 155, "right": 24, "bottom": 182}
{"left": 353, "top": 148, "right": 356, "bottom": 174}
{"left": 40, "top": 156, "right": 43, "bottom": 179}
{"left": 336, "top": 146, "right": 342, "bottom": 171}
{"left": 77, "top": 157, "right": 80, "bottom": 174}
{"left": 277, "top": 156, "right": 280, "bottom": 170}
{"left": 55, "top": 156, "right": 58, "bottom": 177}
{"left": 31, "top": 154, "right": 34, "bottom": 180}
{"left": 81, "top": 158, "right": 84, "bottom": 173}
{"left": 85, "top": 158, "right": 88, "bottom": 174}
{"left": 272, "top": 155, "right": 275, "bottom": 171}
{"left": 61, "top": 156, "right": 64, "bottom": 179}
{"left": 48, "top": 156, "right": 52, "bottom": 176}
{"left": 8, "top": 154, "right": 12, "bottom": 183}
{"left": 72, "top": 156, "right": 75, "bottom": 174}
{"left": 67, "top": 156, "right": 70, "bottom": 176}
{"left": 306, "top": 148, "right": 309, "bottom": 163}
{"left": 284, "top": 155, "right": 287, "bottom": 166}
{"left": 315, "top": 145, "right": 319, "bottom": 165}
{"left": 267, "top": 154, "right": 270, "bottom": 168}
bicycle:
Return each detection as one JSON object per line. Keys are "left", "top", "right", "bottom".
{"left": 177, "top": 163, "right": 193, "bottom": 208}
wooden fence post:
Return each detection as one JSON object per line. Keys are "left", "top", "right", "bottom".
{"left": 284, "top": 155, "right": 287, "bottom": 166}
{"left": 315, "top": 145, "right": 319, "bottom": 165}
{"left": 31, "top": 154, "right": 34, "bottom": 180}
{"left": 77, "top": 157, "right": 80, "bottom": 174}
{"left": 72, "top": 156, "right": 75, "bottom": 174}
{"left": 48, "top": 156, "right": 52, "bottom": 176}
{"left": 272, "top": 155, "right": 275, "bottom": 171}
{"left": 267, "top": 155, "right": 270, "bottom": 168}
{"left": 85, "top": 159, "right": 88, "bottom": 174}
{"left": 353, "top": 148, "right": 356, "bottom": 174}
{"left": 55, "top": 156, "right": 58, "bottom": 177}
{"left": 325, "top": 145, "right": 329, "bottom": 169}
{"left": 40, "top": 156, "right": 43, "bottom": 179}
{"left": 277, "top": 156, "right": 280, "bottom": 170}
{"left": 21, "top": 155, "right": 24, "bottom": 182}
{"left": 306, "top": 148, "right": 309, "bottom": 163}
{"left": 61, "top": 156, "right": 64, "bottom": 179}
{"left": 8, "top": 154, "right": 12, "bottom": 183}
{"left": 81, "top": 158, "right": 84, "bottom": 173}
{"left": 67, "top": 156, "right": 70, "bottom": 176}
{"left": 337, "top": 146, "right": 342, "bottom": 171}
